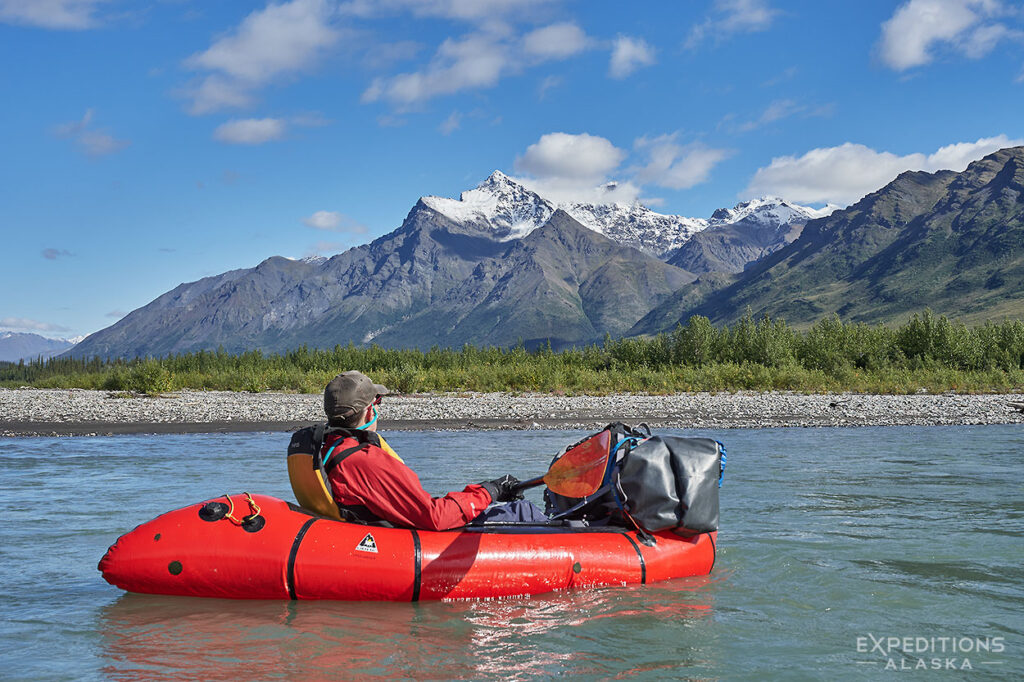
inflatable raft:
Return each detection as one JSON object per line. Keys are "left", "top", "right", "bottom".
{"left": 99, "top": 493, "right": 716, "bottom": 601}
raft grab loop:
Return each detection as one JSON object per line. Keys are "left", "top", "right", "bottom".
{"left": 220, "top": 493, "right": 266, "bottom": 533}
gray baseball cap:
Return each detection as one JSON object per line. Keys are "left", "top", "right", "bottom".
{"left": 323, "top": 371, "right": 390, "bottom": 422}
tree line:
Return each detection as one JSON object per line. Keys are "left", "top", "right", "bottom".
{"left": 3, "top": 311, "right": 1023, "bottom": 394}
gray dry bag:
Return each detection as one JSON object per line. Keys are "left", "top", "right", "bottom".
{"left": 617, "top": 436, "right": 723, "bottom": 536}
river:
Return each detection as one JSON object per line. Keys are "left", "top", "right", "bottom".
{"left": 1, "top": 426, "right": 1021, "bottom": 679}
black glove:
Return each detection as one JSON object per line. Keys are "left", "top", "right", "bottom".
{"left": 480, "top": 474, "right": 524, "bottom": 503}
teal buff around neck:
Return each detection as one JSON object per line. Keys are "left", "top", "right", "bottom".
{"left": 356, "top": 406, "right": 378, "bottom": 430}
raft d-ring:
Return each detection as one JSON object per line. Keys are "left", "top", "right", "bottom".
{"left": 222, "top": 492, "right": 262, "bottom": 525}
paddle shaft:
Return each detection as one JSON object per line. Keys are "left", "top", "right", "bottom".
{"left": 512, "top": 476, "right": 545, "bottom": 493}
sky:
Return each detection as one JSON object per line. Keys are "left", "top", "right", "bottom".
{"left": 2, "top": 0, "right": 1024, "bottom": 340}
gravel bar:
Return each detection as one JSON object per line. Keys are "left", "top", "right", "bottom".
{"left": 2, "top": 388, "right": 1023, "bottom": 436}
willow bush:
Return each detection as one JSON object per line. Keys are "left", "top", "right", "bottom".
{"left": 3, "top": 311, "right": 1023, "bottom": 394}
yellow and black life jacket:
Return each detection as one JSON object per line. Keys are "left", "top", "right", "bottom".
{"left": 286, "top": 423, "right": 401, "bottom": 521}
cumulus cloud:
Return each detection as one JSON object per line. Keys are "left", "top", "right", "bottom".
{"left": 878, "top": 0, "right": 1022, "bottom": 71}
{"left": 686, "top": 0, "right": 779, "bottom": 48}
{"left": 746, "top": 135, "right": 1024, "bottom": 205}
{"left": 515, "top": 132, "right": 626, "bottom": 185}
{"left": 0, "top": 0, "right": 106, "bottom": 30}
{"left": 182, "top": 0, "right": 341, "bottom": 114}
{"left": 213, "top": 118, "right": 286, "bottom": 144}
{"left": 42, "top": 248, "right": 73, "bottom": 260}
{"left": 0, "top": 317, "right": 70, "bottom": 332}
{"left": 509, "top": 130, "right": 735, "bottom": 204}
{"left": 633, "top": 135, "right": 733, "bottom": 190}
{"left": 522, "top": 22, "right": 588, "bottom": 60}
{"left": 302, "top": 210, "right": 367, "bottom": 234}
{"left": 510, "top": 132, "right": 639, "bottom": 204}
{"left": 608, "top": 36, "right": 656, "bottom": 78}
{"left": 53, "top": 109, "right": 130, "bottom": 157}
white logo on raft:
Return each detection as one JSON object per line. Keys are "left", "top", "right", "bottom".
{"left": 355, "top": 533, "right": 378, "bottom": 553}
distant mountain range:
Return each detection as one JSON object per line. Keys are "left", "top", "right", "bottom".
{"left": 0, "top": 332, "right": 79, "bottom": 362}
{"left": 68, "top": 147, "right": 1024, "bottom": 359}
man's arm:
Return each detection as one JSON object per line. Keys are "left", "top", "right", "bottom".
{"left": 337, "top": 451, "right": 493, "bottom": 531}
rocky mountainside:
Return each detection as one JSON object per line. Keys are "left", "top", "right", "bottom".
{"left": 666, "top": 197, "right": 829, "bottom": 274}
{"left": 70, "top": 204, "right": 694, "bottom": 357}
{"left": 631, "top": 146, "right": 1024, "bottom": 333}
{"left": 0, "top": 332, "right": 78, "bottom": 362}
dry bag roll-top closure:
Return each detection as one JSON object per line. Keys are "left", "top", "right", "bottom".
{"left": 544, "top": 423, "right": 725, "bottom": 536}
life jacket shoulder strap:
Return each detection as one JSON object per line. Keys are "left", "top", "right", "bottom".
{"left": 323, "top": 443, "right": 368, "bottom": 475}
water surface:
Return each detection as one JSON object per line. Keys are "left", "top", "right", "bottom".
{"left": 1, "top": 426, "right": 1021, "bottom": 679}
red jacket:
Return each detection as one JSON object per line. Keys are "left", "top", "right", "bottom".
{"left": 323, "top": 433, "right": 493, "bottom": 531}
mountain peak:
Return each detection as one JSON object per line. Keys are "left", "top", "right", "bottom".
{"left": 709, "top": 196, "right": 833, "bottom": 228}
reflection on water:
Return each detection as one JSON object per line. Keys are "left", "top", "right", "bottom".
{"left": 99, "top": 577, "right": 716, "bottom": 680}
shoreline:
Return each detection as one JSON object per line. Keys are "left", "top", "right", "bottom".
{"left": 2, "top": 388, "right": 1023, "bottom": 436}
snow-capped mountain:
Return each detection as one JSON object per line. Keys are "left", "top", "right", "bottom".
{"left": 0, "top": 331, "right": 79, "bottom": 362}
{"left": 421, "top": 171, "right": 555, "bottom": 240}
{"left": 421, "top": 172, "right": 826, "bottom": 259}
{"left": 709, "top": 196, "right": 837, "bottom": 229}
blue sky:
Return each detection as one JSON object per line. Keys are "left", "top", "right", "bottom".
{"left": 2, "top": 0, "right": 1024, "bottom": 339}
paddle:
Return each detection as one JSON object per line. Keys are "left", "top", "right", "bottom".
{"left": 514, "top": 429, "right": 613, "bottom": 498}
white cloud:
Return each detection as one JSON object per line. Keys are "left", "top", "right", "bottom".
{"left": 515, "top": 132, "right": 626, "bottom": 184}
{"left": 511, "top": 132, "right": 639, "bottom": 204}
{"left": 686, "top": 0, "right": 779, "bottom": 48}
{"left": 363, "top": 21, "right": 592, "bottom": 107}
{"left": 746, "top": 135, "right": 1024, "bottom": 205}
{"left": 439, "top": 110, "right": 461, "bottom": 135}
{"left": 53, "top": 109, "right": 129, "bottom": 157}
{"left": 0, "top": 0, "right": 106, "bottom": 29}
{"left": 878, "top": 0, "right": 1021, "bottom": 71}
{"left": 608, "top": 36, "right": 656, "bottom": 79}
{"left": 522, "top": 22, "right": 588, "bottom": 60}
{"left": 510, "top": 130, "right": 734, "bottom": 204}
{"left": 0, "top": 317, "right": 70, "bottom": 332}
{"left": 339, "top": 0, "right": 558, "bottom": 23}
{"left": 363, "top": 31, "right": 511, "bottom": 106}
{"left": 213, "top": 118, "right": 286, "bottom": 144}
{"left": 633, "top": 135, "right": 732, "bottom": 190}
{"left": 182, "top": 0, "right": 341, "bottom": 114}
{"left": 302, "top": 210, "right": 367, "bottom": 233}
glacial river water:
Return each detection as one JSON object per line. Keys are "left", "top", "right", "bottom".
{"left": 1, "top": 425, "right": 1021, "bottom": 680}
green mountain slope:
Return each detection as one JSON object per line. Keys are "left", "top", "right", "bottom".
{"left": 632, "top": 146, "right": 1024, "bottom": 333}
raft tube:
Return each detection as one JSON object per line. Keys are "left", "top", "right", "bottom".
{"left": 99, "top": 494, "right": 716, "bottom": 601}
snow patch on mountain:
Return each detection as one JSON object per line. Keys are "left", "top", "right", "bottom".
{"left": 422, "top": 171, "right": 555, "bottom": 239}
{"left": 709, "top": 196, "right": 837, "bottom": 228}
{"left": 422, "top": 173, "right": 833, "bottom": 259}
{"left": 423, "top": 171, "right": 707, "bottom": 257}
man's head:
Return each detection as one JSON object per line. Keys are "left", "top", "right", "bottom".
{"left": 324, "top": 371, "right": 390, "bottom": 429}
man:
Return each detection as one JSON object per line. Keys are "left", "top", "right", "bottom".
{"left": 287, "top": 370, "right": 546, "bottom": 531}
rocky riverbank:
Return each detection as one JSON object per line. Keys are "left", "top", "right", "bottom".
{"left": 2, "top": 388, "right": 1023, "bottom": 436}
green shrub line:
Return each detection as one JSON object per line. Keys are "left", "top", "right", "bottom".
{"left": 3, "top": 311, "right": 1024, "bottom": 395}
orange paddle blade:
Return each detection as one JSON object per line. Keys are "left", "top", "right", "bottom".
{"left": 544, "top": 429, "right": 612, "bottom": 498}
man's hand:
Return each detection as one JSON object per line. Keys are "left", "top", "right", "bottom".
{"left": 480, "top": 474, "right": 525, "bottom": 503}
